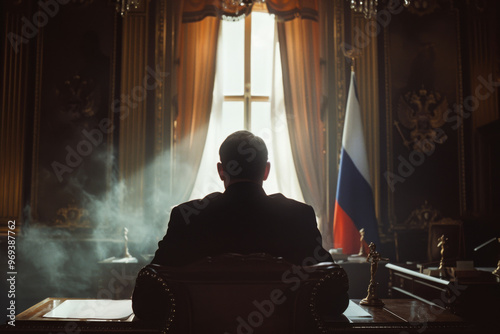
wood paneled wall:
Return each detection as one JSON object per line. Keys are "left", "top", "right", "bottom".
{"left": 0, "top": 3, "right": 31, "bottom": 233}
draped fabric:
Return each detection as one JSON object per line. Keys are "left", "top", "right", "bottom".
{"left": 266, "top": 0, "right": 318, "bottom": 21}
{"left": 269, "top": 24, "right": 305, "bottom": 203}
{"left": 173, "top": 16, "right": 220, "bottom": 203}
{"left": 182, "top": 0, "right": 318, "bottom": 22}
{"left": 182, "top": 0, "right": 252, "bottom": 22}
{"left": 334, "top": 72, "right": 380, "bottom": 254}
{"left": 175, "top": 0, "right": 322, "bottom": 214}
{"left": 189, "top": 17, "right": 304, "bottom": 203}
{"left": 277, "top": 18, "right": 326, "bottom": 235}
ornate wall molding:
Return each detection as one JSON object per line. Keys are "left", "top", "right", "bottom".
{"left": 0, "top": 6, "right": 31, "bottom": 234}
{"left": 324, "top": 0, "right": 347, "bottom": 250}
{"left": 28, "top": 1, "right": 119, "bottom": 228}
{"left": 384, "top": 3, "right": 465, "bottom": 231}
{"left": 464, "top": 0, "right": 499, "bottom": 216}
{"left": 118, "top": 1, "right": 150, "bottom": 215}
{"left": 153, "top": 0, "right": 178, "bottom": 201}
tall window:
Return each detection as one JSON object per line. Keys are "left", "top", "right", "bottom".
{"left": 190, "top": 8, "right": 303, "bottom": 201}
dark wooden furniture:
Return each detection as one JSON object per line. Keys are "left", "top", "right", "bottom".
{"left": 97, "top": 256, "right": 145, "bottom": 300}
{"left": 387, "top": 263, "right": 500, "bottom": 329}
{"left": 392, "top": 202, "right": 465, "bottom": 264}
{"left": 1, "top": 297, "right": 477, "bottom": 333}
{"left": 131, "top": 253, "right": 349, "bottom": 333}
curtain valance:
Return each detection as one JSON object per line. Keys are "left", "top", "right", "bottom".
{"left": 182, "top": 0, "right": 318, "bottom": 22}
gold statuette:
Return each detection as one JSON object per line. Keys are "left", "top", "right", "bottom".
{"left": 350, "top": 228, "right": 366, "bottom": 258}
{"left": 123, "top": 227, "right": 132, "bottom": 258}
{"left": 493, "top": 238, "right": 500, "bottom": 278}
{"left": 358, "top": 228, "right": 366, "bottom": 256}
{"left": 493, "top": 260, "right": 500, "bottom": 278}
{"left": 360, "top": 242, "right": 389, "bottom": 307}
{"left": 437, "top": 234, "right": 448, "bottom": 270}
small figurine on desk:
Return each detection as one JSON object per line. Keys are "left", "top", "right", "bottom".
{"left": 123, "top": 227, "right": 132, "bottom": 258}
{"left": 360, "top": 242, "right": 389, "bottom": 307}
{"left": 493, "top": 238, "right": 500, "bottom": 278}
{"left": 358, "top": 228, "right": 366, "bottom": 256}
{"left": 437, "top": 234, "right": 448, "bottom": 270}
{"left": 350, "top": 228, "right": 366, "bottom": 257}
{"left": 493, "top": 260, "right": 500, "bottom": 278}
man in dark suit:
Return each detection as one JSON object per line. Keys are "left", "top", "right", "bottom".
{"left": 151, "top": 130, "right": 332, "bottom": 266}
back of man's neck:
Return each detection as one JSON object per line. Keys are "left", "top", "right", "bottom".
{"left": 225, "top": 179, "right": 263, "bottom": 189}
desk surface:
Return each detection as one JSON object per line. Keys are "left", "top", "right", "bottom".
{"left": 16, "top": 298, "right": 135, "bottom": 322}
{"left": 3, "top": 297, "right": 476, "bottom": 333}
{"left": 387, "top": 262, "right": 500, "bottom": 325}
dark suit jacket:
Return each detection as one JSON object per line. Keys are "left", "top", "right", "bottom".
{"left": 152, "top": 182, "right": 333, "bottom": 266}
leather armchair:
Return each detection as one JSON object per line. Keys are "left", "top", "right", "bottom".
{"left": 132, "top": 253, "right": 349, "bottom": 334}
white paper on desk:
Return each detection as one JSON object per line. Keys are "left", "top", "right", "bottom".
{"left": 343, "top": 300, "right": 373, "bottom": 320}
{"left": 43, "top": 300, "right": 133, "bottom": 320}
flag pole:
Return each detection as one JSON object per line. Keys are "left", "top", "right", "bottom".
{"left": 333, "top": 47, "right": 380, "bottom": 255}
{"left": 342, "top": 48, "right": 361, "bottom": 73}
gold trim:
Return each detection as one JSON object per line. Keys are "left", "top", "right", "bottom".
{"left": 324, "top": 0, "right": 347, "bottom": 249}
{"left": 153, "top": 0, "right": 175, "bottom": 216}
{"left": 155, "top": 0, "right": 166, "bottom": 157}
{"left": 335, "top": 1, "right": 346, "bottom": 164}
{"left": 384, "top": 12, "right": 396, "bottom": 228}
{"left": 54, "top": 203, "right": 91, "bottom": 230}
{"left": 322, "top": 0, "right": 345, "bottom": 249}
{"left": 119, "top": 3, "right": 149, "bottom": 213}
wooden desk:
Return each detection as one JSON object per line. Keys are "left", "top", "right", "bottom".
{"left": 326, "top": 299, "right": 474, "bottom": 333}
{"left": 1, "top": 298, "right": 477, "bottom": 333}
{"left": 386, "top": 263, "right": 500, "bottom": 326}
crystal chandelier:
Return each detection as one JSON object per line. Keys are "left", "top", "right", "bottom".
{"left": 115, "top": 0, "right": 141, "bottom": 16}
{"left": 221, "top": 0, "right": 265, "bottom": 19}
{"left": 349, "top": 0, "right": 412, "bottom": 19}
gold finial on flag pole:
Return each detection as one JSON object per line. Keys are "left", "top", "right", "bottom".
{"left": 343, "top": 48, "right": 361, "bottom": 73}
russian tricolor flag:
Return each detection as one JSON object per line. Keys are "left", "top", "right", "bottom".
{"left": 333, "top": 71, "right": 380, "bottom": 255}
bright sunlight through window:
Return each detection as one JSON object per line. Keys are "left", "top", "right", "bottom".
{"left": 190, "top": 10, "right": 304, "bottom": 202}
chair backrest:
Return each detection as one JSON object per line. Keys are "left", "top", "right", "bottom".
{"left": 132, "top": 253, "right": 349, "bottom": 334}
{"left": 427, "top": 218, "right": 465, "bottom": 263}
{"left": 393, "top": 200, "right": 441, "bottom": 263}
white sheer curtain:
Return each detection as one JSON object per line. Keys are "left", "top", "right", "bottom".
{"left": 189, "top": 26, "right": 226, "bottom": 199}
{"left": 262, "top": 25, "right": 303, "bottom": 201}
{"left": 189, "top": 18, "right": 303, "bottom": 202}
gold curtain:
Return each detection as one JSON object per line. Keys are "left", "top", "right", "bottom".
{"left": 278, "top": 18, "right": 326, "bottom": 232}
{"left": 173, "top": 16, "right": 220, "bottom": 202}
{"left": 174, "top": 0, "right": 321, "bottom": 207}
